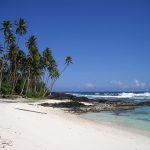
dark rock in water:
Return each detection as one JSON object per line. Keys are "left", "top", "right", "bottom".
{"left": 40, "top": 101, "right": 86, "bottom": 108}
{"left": 40, "top": 103, "right": 51, "bottom": 107}
{"left": 50, "top": 92, "right": 93, "bottom": 102}
{"left": 45, "top": 92, "right": 150, "bottom": 114}
{"left": 136, "top": 101, "right": 150, "bottom": 106}
{"left": 50, "top": 92, "right": 74, "bottom": 100}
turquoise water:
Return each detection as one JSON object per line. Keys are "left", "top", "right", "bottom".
{"left": 81, "top": 106, "right": 150, "bottom": 132}
{"left": 68, "top": 92, "right": 150, "bottom": 132}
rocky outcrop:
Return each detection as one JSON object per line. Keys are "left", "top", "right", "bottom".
{"left": 41, "top": 92, "right": 150, "bottom": 114}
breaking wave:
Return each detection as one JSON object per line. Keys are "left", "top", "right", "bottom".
{"left": 66, "top": 92, "right": 150, "bottom": 100}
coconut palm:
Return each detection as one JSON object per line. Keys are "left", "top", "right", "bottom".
{"left": 25, "top": 36, "right": 41, "bottom": 95}
{"left": 65, "top": 56, "right": 73, "bottom": 65}
{"left": 5, "top": 32, "right": 15, "bottom": 47}
{"left": 15, "top": 18, "right": 27, "bottom": 44}
{"left": 1, "top": 21, "right": 12, "bottom": 37}
{"left": 15, "top": 18, "right": 27, "bottom": 36}
{"left": 43, "top": 68, "right": 60, "bottom": 97}
{"left": 26, "top": 35, "right": 37, "bottom": 51}
{"left": 14, "top": 49, "right": 26, "bottom": 94}
{"left": 0, "top": 21, "right": 13, "bottom": 92}
{"left": 0, "top": 59, "right": 3, "bottom": 93}
{"left": 41, "top": 48, "right": 59, "bottom": 96}
{"left": 43, "top": 56, "right": 73, "bottom": 96}
{"left": 19, "top": 55, "right": 28, "bottom": 95}
{"left": 25, "top": 56, "right": 32, "bottom": 96}
{"left": 61, "top": 56, "right": 73, "bottom": 74}
{"left": 50, "top": 56, "right": 73, "bottom": 95}
{"left": 0, "top": 19, "right": 73, "bottom": 97}
{"left": 8, "top": 43, "right": 19, "bottom": 93}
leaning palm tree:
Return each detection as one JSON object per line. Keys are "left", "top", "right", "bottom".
{"left": 41, "top": 48, "right": 58, "bottom": 96}
{"left": 43, "top": 68, "right": 60, "bottom": 97}
{"left": 61, "top": 56, "right": 73, "bottom": 74}
{"left": 15, "top": 18, "right": 27, "bottom": 44}
{"left": 43, "top": 56, "right": 73, "bottom": 97}
{"left": 65, "top": 56, "right": 73, "bottom": 65}
{"left": 50, "top": 56, "right": 73, "bottom": 93}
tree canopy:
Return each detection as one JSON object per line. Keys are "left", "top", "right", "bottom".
{"left": 0, "top": 18, "right": 72, "bottom": 97}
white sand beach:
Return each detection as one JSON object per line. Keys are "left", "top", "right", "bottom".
{"left": 0, "top": 99, "right": 150, "bottom": 150}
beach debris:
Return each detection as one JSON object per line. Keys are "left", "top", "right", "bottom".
{"left": 14, "top": 108, "right": 47, "bottom": 114}
{"left": 0, "top": 136, "right": 12, "bottom": 148}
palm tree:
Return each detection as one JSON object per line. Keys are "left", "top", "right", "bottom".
{"left": 41, "top": 48, "right": 58, "bottom": 96}
{"left": 26, "top": 35, "right": 37, "bottom": 51}
{"left": 8, "top": 44, "right": 19, "bottom": 94}
{"left": 43, "top": 68, "right": 60, "bottom": 97}
{"left": 51, "top": 56, "right": 72, "bottom": 93}
{"left": 49, "top": 69, "right": 60, "bottom": 91}
{"left": 0, "top": 58, "right": 3, "bottom": 93}
{"left": 14, "top": 49, "right": 26, "bottom": 94}
{"left": 61, "top": 56, "right": 73, "bottom": 74}
{"left": 0, "top": 20, "right": 12, "bottom": 92}
{"left": 25, "top": 56, "right": 31, "bottom": 96}
{"left": 65, "top": 56, "right": 73, "bottom": 65}
{"left": 25, "top": 36, "right": 41, "bottom": 96}
{"left": 5, "top": 32, "right": 15, "bottom": 47}
{"left": 15, "top": 18, "right": 27, "bottom": 44}
{"left": 43, "top": 56, "right": 72, "bottom": 96}
{"left": 0, "top": 19, "right": 73, "bottom": 97}
{"left": 19, "top": 54, "right": 28, "bottom": 95}
{"left": 1, "top": 21, "right": 12, "bottom": 37}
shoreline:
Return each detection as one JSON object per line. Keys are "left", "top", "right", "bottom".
{"left": 0, "top": 98, "right": 150, "bottom": 150}
{"left": 1, "top": 97, "right": 150, "bottom": 136}
{"left": 80, "top": 112, "right": 150, "bottom": 138}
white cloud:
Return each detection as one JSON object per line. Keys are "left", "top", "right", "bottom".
{"left": 85, "top": 83, "right": 94, "bottom": 89}
{"left": 110, "top": 80, "right": 123, "bottom": 86}
{"left": 133, "top": 80, "right": 146, "bottom": 88}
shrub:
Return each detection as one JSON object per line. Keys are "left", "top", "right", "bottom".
{"left": 1, "top": 83, "right": 12, "bottom": 94}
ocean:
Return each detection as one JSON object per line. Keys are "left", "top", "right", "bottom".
{"left": 67, "top": 92, "right": 150, "bottom": 132}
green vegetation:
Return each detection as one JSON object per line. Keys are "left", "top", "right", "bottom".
{"left": 0, "top": 19, "right": 72, "bottom": 97}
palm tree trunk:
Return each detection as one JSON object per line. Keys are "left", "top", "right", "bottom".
{"left": 0, "top": 70, "right": 3, "bottom": 93}
{"left": 11, "top": 81, "right": 15, "bottom": 94}
{"left": 12, "top": 74, "right": 20, "bottom": 94}
{"left": 11, "top": 61, "right": 17, "bottom": 94}
{"left": 20, "top": 78, "right": 27, "bottom": 95}
{"left": 43, "top": 78, "right": 56, "bottom": 97}
{"left": 43, "top": 74, "right": 50, "bottom": 94}
{"left": 42, "top": 65, "right": 68, "bottom": 97}
{"left": 43, "top": 65, "right": 68, "bottom": 97}
{"left": 0, "top": 42, "right": 6, "bottom": 93}
{"left": 25, "top": 68, "right": 30, "bottom": 96}
{"left": 17, "top": 36, "right": 20, "bottom": 45}
{"left": 33, "top": 82, "right": 37, "bottom": 94}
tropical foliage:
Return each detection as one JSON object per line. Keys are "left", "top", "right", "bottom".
{"left": 0, "top": 19, "right": 72, "bottom": 97}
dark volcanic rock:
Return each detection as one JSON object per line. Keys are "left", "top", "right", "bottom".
{"left": 50, "top": 92, "right": 93, "bottom": 102}
{"left": 44, "top": 92, "right": 150, "bottom": 114}
{"left": 40, "top": 101, "right": 86, "bottom": 108}
{"left": 136, "top": 101, "right": 150, "bottom": 106}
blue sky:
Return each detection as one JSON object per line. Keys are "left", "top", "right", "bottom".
{"left": 0, "top": 0, "right": 150, "bottom": 91}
